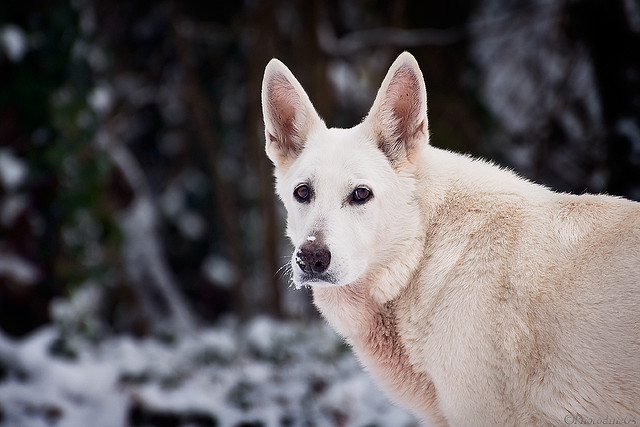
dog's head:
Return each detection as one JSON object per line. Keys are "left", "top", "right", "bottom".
{"left": 262, "top": 52, "right": 429, "bottom": 297}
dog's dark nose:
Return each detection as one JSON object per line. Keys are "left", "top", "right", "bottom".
{"left": 296, "top": 242, "right": 331, "bottom": 274}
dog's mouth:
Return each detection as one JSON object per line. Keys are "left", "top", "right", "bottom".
{"left": 296, "top": 272, "right": 339, "bottom": 288}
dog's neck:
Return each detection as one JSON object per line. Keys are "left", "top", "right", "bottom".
{"left": 311, "top": 239, "right": 424, "bottom": 340}
{"left": 312, "top": 283, "right": 377, "bottom": 339}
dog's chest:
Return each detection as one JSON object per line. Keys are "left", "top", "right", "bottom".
{"left": 313, "top": 286, "right": 447, "bottom": 424}
{"left": 351, "top": 302, "right": 447, "bottom": 425}
{"left": 353, "top": 303, "right": 406, "bottom": 377}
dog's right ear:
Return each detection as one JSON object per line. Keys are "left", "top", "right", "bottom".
{"left": 262, "top": 59, "right": 324, "bottom": 168}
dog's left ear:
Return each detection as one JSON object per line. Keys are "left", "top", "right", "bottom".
{"left": 262, "top": 58, "right": 324, "bottom": 168}
{"left": 365, "top": 52, "right": 428, "bottom": 164}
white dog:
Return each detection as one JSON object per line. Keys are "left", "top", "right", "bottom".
{"left": 262, "top": 52, "right": 640, "bottom": 426}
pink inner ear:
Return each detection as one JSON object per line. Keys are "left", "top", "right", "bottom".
{"left": 266, "top": 73, "right": 303, "bottom": 152}
{"left": 269, "top": 74, "right": 296, "bottom": 122}
{"left": 387, "top": 66, "right": 422, "bottom": 140}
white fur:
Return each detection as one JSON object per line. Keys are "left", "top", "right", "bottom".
{"left": 262, "top": 52, "right": 640, "bottom": 426}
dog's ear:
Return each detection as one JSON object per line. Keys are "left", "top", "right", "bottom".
{"left": 262, "top": 59, "right": 324, "bottom": 168}
{"left": 365, "top": 52, "right": 428, "bottom": 164}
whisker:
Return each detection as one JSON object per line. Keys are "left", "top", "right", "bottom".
{"left": 273, "top": 254, "right": 303, "bottom": 289}
{"left": 275, "top": 262, "right": 291, "bottom": 279}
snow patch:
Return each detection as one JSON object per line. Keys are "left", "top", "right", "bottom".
{"left": 0, "top": 149, "right": 27, "bottom": 191}
{"left": 1, "top": 195, "right": 27, "bottom": 226}
{"left": 0, "top": 24, "right": 27, "bottom": 62}
{"left": 0, "top": 253, "right": 40, "bottom": 285}
{"left": 202, "top": 255, "right": 237, "bottom": 289}
{"left": 88, "top": 84, "right": 114, "bottom": 116}
{"left": 0, "top": 318, "right": 419, "bottom": 426}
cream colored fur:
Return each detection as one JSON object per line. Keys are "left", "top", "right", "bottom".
{"left": 262, "top": 52, "right": 640, "bottom": 426}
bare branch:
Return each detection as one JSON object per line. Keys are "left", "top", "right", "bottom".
{"left": 100, "top": 129, "right": 198, "bottom": 333}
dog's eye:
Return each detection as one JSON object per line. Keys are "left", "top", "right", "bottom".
{"left": 294, "top": 184, "right": 311, "bottom": 202}
{"left": 352, "top": 187, "right": 372, "bottom": 203}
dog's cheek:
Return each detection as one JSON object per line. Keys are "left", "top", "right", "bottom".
{"left": 345, "top": 216, "right": 378, "bottom": 273}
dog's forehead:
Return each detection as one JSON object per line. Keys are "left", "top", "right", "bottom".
{"left": 289, "top": 126, "right": 389, "bottom": 183}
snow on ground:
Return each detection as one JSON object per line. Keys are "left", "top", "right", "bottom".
{"left": 0, "top": 317, "right": 420, "bottom": 427}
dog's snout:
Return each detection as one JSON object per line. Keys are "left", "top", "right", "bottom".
{"left": 296, "top": 242, "right": 331, "bottom": 274}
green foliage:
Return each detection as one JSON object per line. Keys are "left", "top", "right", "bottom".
{"left": 1, "top": 2, "right": 121, "bottom": 336}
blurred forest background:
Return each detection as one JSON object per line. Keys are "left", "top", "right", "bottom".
{"left": 2, "top": 0, "right": 640, "bottom": 359}
{"left": 1, "top": 0, "right": 640, "bottom": 425}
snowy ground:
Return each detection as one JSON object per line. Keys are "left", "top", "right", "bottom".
{"left": 0, "top": 317, "right": 420, "bottom": 427}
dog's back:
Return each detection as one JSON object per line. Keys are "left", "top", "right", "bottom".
{"left": 392, "top": 147, "right": 640, "bottom": 425}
